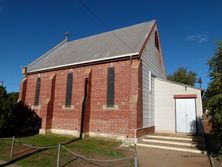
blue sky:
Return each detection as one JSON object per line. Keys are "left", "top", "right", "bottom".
{"left": 0, "top": 0, "right": 221, "bottom": 92}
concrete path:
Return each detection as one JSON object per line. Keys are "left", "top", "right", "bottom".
{"left": 137, "top": 146, "right": 211, "bottom": 167}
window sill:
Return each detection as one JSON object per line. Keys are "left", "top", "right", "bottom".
{"left": 102, "top": 104, "right": 119, "bottom": 110}
{"left": 31, "top": 105, "right": 41, "bottom": 110}
{"left": 62, "top": 105, "right": 75, "bottom": 110}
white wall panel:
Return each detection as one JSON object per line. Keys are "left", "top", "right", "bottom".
{"left": 141, "top": 26, "right": 167, "bottom": 127}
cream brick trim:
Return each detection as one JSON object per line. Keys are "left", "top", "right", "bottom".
{"left": 31, "top": 105, "right": 41, "bottom": 110}
{"left": 124, "top": 137, "right": 138, "bottom": 144}
{"left": 88, "top": 132, "right": 126, "bottom": 141}
{"left": 62, "top": 105, "right": 75, "bottom": 110}
{"left": 129, "top": 95, "right": 138, "bottom": 103}
{"left": 39, "top": 129, "right": 139, "bottom": 144}
{"left": 20, "top": 77, "right": 27, "bottom": 84}
{"left": 39, "top": 128, "right": 79, "bottom": 137}
{"left": 39, "top": 129, "right": 47, "bottom": 134}
{"left": 131, "top": 60, "right": 141, "bottom": 69}
{"left": 102, "top": 104, "right": 119, "bottom": 110}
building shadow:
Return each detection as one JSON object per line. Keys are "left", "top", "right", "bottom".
{"left": 189, "top": 118, "right": 206, "bottom": 153}
{"left": 203, "top": 115, "right": 222, "bottom": 154}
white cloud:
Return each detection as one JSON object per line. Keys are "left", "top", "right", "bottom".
{"left": 185, "top": 33, "right": 208, "bottom": 43}
{"left": 0, "top": 8, "right": 3, "bottom": 13}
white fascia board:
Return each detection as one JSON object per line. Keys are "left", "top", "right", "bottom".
{"left": 28, "top": 52, "right": 139, "bottom": 73}
{"left": 154, "top": 77, "right": 203, "bottom": 91}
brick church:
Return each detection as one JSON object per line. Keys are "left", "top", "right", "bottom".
{"left": 19, "top": 20, "right": 203, "bottom": 142}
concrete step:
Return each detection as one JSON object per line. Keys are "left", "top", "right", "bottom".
{"left": 137, "top": 142, "right": 207, "bottom": 154}
{"left": 145, "top": 135, "right": 203, "bottom": 142}
{"left": 143, "top": 136, "right": 204, "bottom": 144}
{"left": 140, "top": 140, "right": 206, "bottom": 150}
{"left": 137, "top": 133, "right": 206, "bottom": 154}
{"left": 147, "top": 132, "right": 198, "bottom": 137}
{"left": 142, "top": 138, "right": 205, "bottom": 147}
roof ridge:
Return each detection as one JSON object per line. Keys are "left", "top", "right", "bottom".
{"left": 68, "top": 20, "right": 156, "bottom": 44}
{"left": 135, "top": 20, "right": 156, "bottom": 52}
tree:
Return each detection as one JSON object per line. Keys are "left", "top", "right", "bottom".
{"left": 167, "top": 67, "right": 197, "bottom": 86}
{"left": 0, "top": 86, "right": 13, "bottom": 135}
{"left": 204, "top": 41, "right": 222, "bottom": 151}
{"left": 0, "top": 86, "right": 41, "bottom": 137}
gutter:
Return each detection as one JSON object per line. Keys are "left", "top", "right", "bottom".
{"left": 27, "top": 52, "right": 140, "bottom": 74}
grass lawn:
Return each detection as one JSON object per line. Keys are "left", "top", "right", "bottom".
{"left": 0, "top": 134, "right": 134, "bottom": 167}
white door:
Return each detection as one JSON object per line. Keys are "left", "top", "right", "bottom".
{"left": 176, "top": 98, "right": 196, "bottom": 133}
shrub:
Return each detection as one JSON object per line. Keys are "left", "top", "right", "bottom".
{"left": 0, "top": 86, "right": 41, "bottom": 137}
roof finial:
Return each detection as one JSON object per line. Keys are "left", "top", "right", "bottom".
{"left": 197, "top": 77, "right": 202, "bottom": 88}
{"left": 65, "top": 32, "right": 70, "bottom": 41}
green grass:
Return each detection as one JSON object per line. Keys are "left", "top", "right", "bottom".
{"left": 0, "top": 134, "right": 132, "bottom": 167}
{"left": 18, "top": 134, "right": 72, "bottom": 146}
{"left": 67, "top": 137, "right": 123, "bottom": 157}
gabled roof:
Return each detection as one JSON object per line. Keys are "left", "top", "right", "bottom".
{"left": 155, "top": 78, "right": 203, "bottom": 91}
{"left": 27, "top": 20, "right": 156, "bottom": 73}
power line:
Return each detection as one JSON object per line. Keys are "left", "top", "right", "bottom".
{"left": 79, "top": 0, "right": 135, "bottom": 53}
{"left": 78, "top": 0, "right": 143, "bottom": 88}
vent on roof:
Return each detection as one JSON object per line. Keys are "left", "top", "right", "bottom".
{"left": 65, "top": 32, "right": 70, "bottom": 41}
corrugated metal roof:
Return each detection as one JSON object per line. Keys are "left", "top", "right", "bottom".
{"left": 27, "top": 20, "right": 155, "bottom": 73}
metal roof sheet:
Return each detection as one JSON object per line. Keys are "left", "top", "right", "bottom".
{"left": 27, "top": 20, "right": 155, "bottom": 72}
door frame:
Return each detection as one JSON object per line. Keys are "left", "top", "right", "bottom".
{"left": 174, "top": 94, "right": 198, "bottom": 134}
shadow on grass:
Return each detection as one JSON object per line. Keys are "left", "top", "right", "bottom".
{"left": 62, "top": 157, "right": 79, "bottom": 167}
{"left": 82, "top": 159, "right": 109, "bottom": 167}
{"left": 62, "top": 137, "right": 81, "bottom": 145}
{"left": 0, "top": 148, "right": 47, "bottom": 167}
{"left": 13, "top": 148, "right": 34, "bottom": 156}
{"left": 0, "top": 137, "right": 82, "bottom": 167}
{"left": 62, "top": 157, "right": 111, "bottom": 167}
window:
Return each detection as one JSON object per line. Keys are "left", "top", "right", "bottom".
{"left": 149, "top": 71, "right": 152, "bottom": 92}
{"left": 65, "top": 72, "right": 73, "bottom": 108}
{"left": 107, "top": 67, "right": 115, "bottom": 107}
{"left": 155, "top": 31, "right": 160, "bottom": 50}
{"left": 34, "top": 77, "right": 41, "bottom": 106}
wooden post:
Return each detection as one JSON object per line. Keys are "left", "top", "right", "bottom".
{"left": 10, "top": 136, "right": 15, "bottom": 158}
{"left": 56, "top": 144, "right": 61, "bottom": 167}
{"left": 134, "top": 155, "right": 138, "bottom": 167}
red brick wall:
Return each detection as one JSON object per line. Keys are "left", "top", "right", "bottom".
{"left": 20, "top": 59, "right": 144, "bottom": 137}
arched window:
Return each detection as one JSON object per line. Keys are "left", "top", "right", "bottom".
{"left": 65, "top": 72, "right": 73, "bottom": 107}
{"left": 155, "top": 31, "right": 160, "bottom": 50}
{"left": 107, "top": 67, "right": 115, "bottom": 107}
{"left": 34, "top": 77, "right": 41, "bottom": 106}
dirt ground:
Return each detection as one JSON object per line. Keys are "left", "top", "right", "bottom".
{"left": 212, "top": 156, "right": 222, "bottom": 167}
{"left": 136, "top": 146, "right": 211, "bottom": 167}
